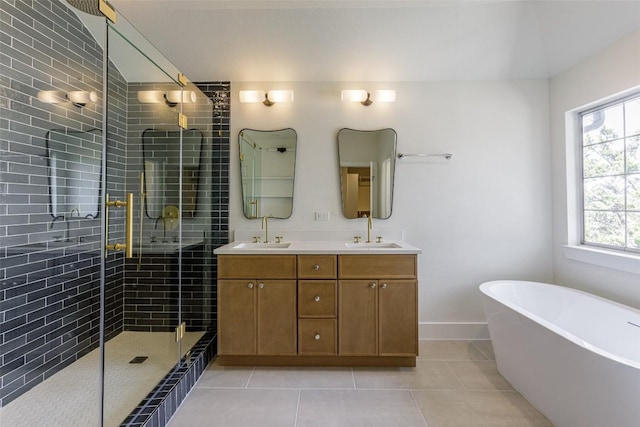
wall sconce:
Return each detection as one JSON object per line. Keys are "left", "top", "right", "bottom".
{"left": 67, "top": 90, "right": 98, "bottom": 107}
{"left": 37, "top": 90, "right": 98, "bottom": 107}
{"left": 164, "top": 90, "right": 197, "bottom": 107}
{"left": 239, "top": 90, "right": 294, "bottom": 106}
{"left": 137, "top": 90, "right": 197, "bottom": 107}
{"left": 341, "top": 89, "right": 396, "bottom": 106}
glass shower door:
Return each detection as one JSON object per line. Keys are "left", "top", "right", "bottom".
{"left": 102, "top": 15, "right": 183, "bottom": 426}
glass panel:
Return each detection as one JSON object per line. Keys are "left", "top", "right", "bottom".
{"left": 628, "top": 213, "right": 640, "bottom": 249}
{"left": 104, "top": 15, "right": 182, "bottom": 427}
{"left": 0, "top": 3, "right": 104, "bottom": 425}
{"left": 178, "top": 81, "right": 213, "bottom": 358}
{"left": 582, "top": 139, "right": 624, "bottom": 178}
{"left": 582, "top": 103, "right": 624, "bottom": 145}
{"left": 628, "top": 136, "right": 640, "bottom": 174}
{"left": 625, "top": 97, "right": 640, "bottom": 137}
{"left": 583, "top": 176, "right": 625, "bottom": 211}
{"left": 627, "top": 174, "right": 640, "bottom": 210}
{"left": 583, "top": 211, "right": 626, "bottom": 246}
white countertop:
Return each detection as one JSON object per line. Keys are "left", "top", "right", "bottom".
{"left": 214, "top": 240, "right": 422, "bottom": 255}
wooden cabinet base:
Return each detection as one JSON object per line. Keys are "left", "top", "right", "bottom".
{"left": 216, "top": 355, "right": 416, "bottom": 367}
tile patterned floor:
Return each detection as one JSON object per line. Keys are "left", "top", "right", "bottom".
{"left": 0, "top": 331, "right": 204, "bottom": 427}
{"left": 167, "top": 340, "right": 554, "bottom": 427}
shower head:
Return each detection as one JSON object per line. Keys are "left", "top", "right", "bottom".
{"left": 66, "top": 0, "right": 104, "bottom": 17}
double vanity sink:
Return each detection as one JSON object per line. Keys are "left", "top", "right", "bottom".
{"left": 216, "top": 240, "right": 418, "bottom": 254}
{"left": 214, "top": 237, "right": 421, "bottom": 367}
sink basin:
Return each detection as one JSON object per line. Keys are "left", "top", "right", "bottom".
{"left": 233, "top": 242, "right": 291, "bottom": 249}
{"left": 344, "top": 242, "right": 402, "bottom": 249}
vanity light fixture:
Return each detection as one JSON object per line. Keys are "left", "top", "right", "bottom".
{"left": 136, "top": 90, "right": 197, "bottom": 107}
{"left": 37, "top": 90, "right": 98, "bottom": 107}
{"left": 67, "top": 90, "right": 99, "bottom": 107}
{"left": 341, "top": 89, "right": 396, "bottom": 106}
{"left": 164, "top": 90, "right": 197, "bottom": 107}
{"left": 239, "top": 90, "right": 294, "bottom": 106}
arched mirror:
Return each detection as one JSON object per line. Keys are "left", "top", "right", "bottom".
{"left": 239, "top": 128, "right": 297, "bottom": 219}
{"left": 338, "top": 128, "right": 397, "bottom": 219}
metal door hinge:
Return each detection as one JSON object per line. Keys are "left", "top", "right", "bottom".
{"left": 178, "top": 113, "right": 188, "bottom": 129}
{"left": 175, "top": 322, "right": 186, "bottom": 342}
{"left": 99, "top": 0, "right": 117, "bottom": 23}
{"left": 178, "top": 73, "right": 187, "bottom": 87}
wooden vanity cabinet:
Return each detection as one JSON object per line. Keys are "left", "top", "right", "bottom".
{"left": 217, "top": 255, "right": 297, "bottom": 356}
{"left": 338, "top": 255, "right": 418, "bottom": 357}
{"left": 217, "top": 252, "right": 417, "bottom": 365}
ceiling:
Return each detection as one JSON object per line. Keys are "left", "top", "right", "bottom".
{"left": 105, "top": 0, "right": 640, "bottom": 82}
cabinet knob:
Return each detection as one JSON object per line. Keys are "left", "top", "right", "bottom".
{"left": 381, "top": 283, "right": 387, "bottom": 289}
{"left": 313, "top": 264, "right": 320, "bottom": 271}
{"left": 258, "top": 283, "right": 264, "bottom": 289}
{"left": 314, "top": 295, "right": 321, "bottom": 302}
{"left": 370, "top": 283, "right": 377, "bottom": 289}
{"left": 314, "top": 333, "right": 321, "bottom": 340}
{"left": 247, "top": 283, "right": 254, "bottom": 289}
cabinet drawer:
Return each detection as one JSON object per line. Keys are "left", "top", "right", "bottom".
{"left": 298, "top": 319, "right": 336, "bottom": 355}
{"left": 298, "top": 255, "right": 337, "bottom": 278}
{"left": 338, "top": 255, "right": 416, "bottom": 279}
{"left": 298, "top": 280, "right": 336, "bottom": 318}
{"left": 218, "top": 255, "right": 297, "bottom": 279}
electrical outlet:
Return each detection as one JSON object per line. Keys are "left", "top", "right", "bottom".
{"left": 315, "top": 211, "right": 330, "bottom": 221}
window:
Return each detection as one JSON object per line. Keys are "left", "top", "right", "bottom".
{"left": 580, "top": 94, "right": 640, "bottom": 252}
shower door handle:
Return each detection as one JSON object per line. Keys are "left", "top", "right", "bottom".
{"left": 105, "top": 192, "right": 134, "bottom": 258}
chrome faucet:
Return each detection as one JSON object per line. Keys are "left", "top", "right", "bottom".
{"left": 262, "top": 215, "right": 271, "bottom": 243}
{"left": 366, "top": 215, "right": 373, "bottom": 243}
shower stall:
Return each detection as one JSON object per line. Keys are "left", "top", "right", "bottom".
{"left": 0, "top": 1, "right": 225, "bottom": 425}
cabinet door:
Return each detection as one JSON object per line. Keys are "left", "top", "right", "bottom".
{"left": 257, "top": 280, "right": 297, "bottom": 355}
{"left": 338, "top": 280, "right": 378, "bottom": 355}
{"left": 218, "top": 280, "right": 256, "bottom": 355}
{"left": 379, "top": 280, "right": 417, "bottom": 356}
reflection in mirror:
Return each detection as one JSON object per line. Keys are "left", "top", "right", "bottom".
{"left": 142, "top": 129, "right": 203, "bottom": 219}
{"left": 47, "top": 128, "right": 102, "bottom": 219}
{"left": 337, "top": 128, "right": 397, "bottom": 219}
{"left": 239, "top": 128, "right": 297, "bottom": 219}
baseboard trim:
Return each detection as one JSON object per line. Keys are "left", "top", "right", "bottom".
{"left": 419, "top": 322, "right": 489, "bottom": 340}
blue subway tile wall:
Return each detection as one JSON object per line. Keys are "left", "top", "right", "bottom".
{"left": 0, "top": 0, "right": 127, "bottom": 407}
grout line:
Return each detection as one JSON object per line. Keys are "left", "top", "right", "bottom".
{"left": 244, "top": 366, "right": 256, "bottom": 388}
{"left": 409, "top": 389, "right": 430, "bottom": 427}
{"left": 443, "top": 360, "right": 467, "bottom": 391}
{"left": 293, "top": 389, "right": 301, "bottom": 427}
{"left": 351, "top": 367, "right": 357, "bottom": 389}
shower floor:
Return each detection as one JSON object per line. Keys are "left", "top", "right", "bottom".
{"left": 0, "top": 331, "right": 205, "bottom": 427}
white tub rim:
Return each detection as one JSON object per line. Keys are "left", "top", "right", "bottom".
{"left": 480, "top": 280, "right": 640, "bottom": 370}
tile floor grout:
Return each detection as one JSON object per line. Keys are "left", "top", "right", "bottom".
{"left": 167, "top": 340, "right": 554, "bottom": 427}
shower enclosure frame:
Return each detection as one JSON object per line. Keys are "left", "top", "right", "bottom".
{"left": 0, "top": 1, "right": 217, "bottom": 425}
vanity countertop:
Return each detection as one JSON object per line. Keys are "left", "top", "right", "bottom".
{"left": 214, "top": 240, "right": 421, "bottom": 255}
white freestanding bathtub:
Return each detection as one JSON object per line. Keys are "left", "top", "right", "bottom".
{"left": 479, "top": 280, "right": 640, "bottom": 427}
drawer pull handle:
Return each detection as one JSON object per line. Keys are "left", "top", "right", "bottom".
{"left": 314, "top": 333, "right": 321, "bottom": 340}
{"left": 381, "top": 283, "right": 387, "bottom": 289}
{"left": 314, "top": 295, "right": 321, "bottom": 302}
{"left": 247, "top": 283, "right": 254, "bottom": 289}
{"left": 258, "top": 283, "right": 264, "bottom": 289}
{"left": 370, "top": 283, "right": 377, "bottom": 289}
{"left": 313, "top": 264, "right": 320, "bottom": 271}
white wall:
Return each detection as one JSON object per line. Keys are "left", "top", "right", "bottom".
{"left": 231, "top": 80, "right": 553, "bottom": 339}
{"left": 550, "top": 30, "right": 640, "bottom": 309}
